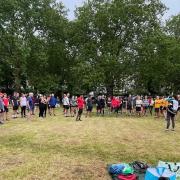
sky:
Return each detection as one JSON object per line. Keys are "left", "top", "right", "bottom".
{"left": 60, "top": 0, "right": 180, "bottom": 20}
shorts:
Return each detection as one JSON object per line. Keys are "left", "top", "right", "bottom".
{"left": 163, "top": 107, "right": 167, "bottom": 111}
{"left": 155, "top": 108, "right": 160, "bottom": 113}
{"left": 4, "top": 106, "right": 9, "bottom": 112}
{"left": 97, "top": 106, "right": 102, "bottom": 111}
{"left": 144, "top": 106, "right": 148, "bottom": 110}
{"left": 78, "top": 109, "right": 83, "bottom": 115}
{"left": 13, "top": 106, "right": 19, "bottom": 110}
{"left": 136, "top": 107, "right": 141, "bottom": 112}
{"left": 0, "top": 109, "right": 4, "bottom": 113}
{"left": 63, "top": 105, "right": 69, "bottom": 110}
{"left": 87, "top": 106, "right": 93, "bottom": 112}
{"left": 127, "top": 105, "right": 132, "bottom": 110}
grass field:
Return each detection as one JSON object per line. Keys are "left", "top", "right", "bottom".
{"left": 0, "top": 109, "right": 180, "bottom": 180}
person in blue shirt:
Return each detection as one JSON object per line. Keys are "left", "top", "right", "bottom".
{"left": 27, "top": 93, "right": 35, "bottom": 118}
{"left": 49, "top": 94, "right": 57, "bottom": 116}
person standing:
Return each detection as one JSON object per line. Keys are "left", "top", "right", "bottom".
{"left": 27, "top": 93, "right": 35, "bottom": 119}
{"left": 11, "top": 92, "right": 19, "bottom": 118}
{"left": 148, "top": 96, "right": 154, "bottom": 116}
{"left": 70, "top": 96, "right": 77, "bottom": 117}
{"left": 86, "top": 95, "right": 93, "bottom": 118}
{"left": 39, "top": 95, "right": 44, "bottom": 118}
{"left": 76, "top": 95, "right": 84, "bottom": 121}
{"left": 154, "top": 96, "right": 161, "bottom": 118}
{"left": 49, "top": 94, "right": 57, "bottom": 116}
{"left": 0, "top": 93, "right": 5, "bottom": 124}
{"left": 143, "top": 96, "right": 149, "bottom": 116}
{"left": 3, "top": 93, "right": 9, "bottom": 121}
{"left": 20, "top": 93, "right": 27, "bottom": 118}
{"left": 136, "top": 96, "right": 143, "bottom": 117}
{"left": 166, "top": 96, "right": 179, "bottom": 131}
{"left": 63, "top": 94, "right": 70, "bottom": 117}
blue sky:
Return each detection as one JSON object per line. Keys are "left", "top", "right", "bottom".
{"left": 60, "top": 0, "right": 180, "bottom": 20}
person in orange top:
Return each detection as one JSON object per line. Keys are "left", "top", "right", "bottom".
{"left": 154, "top": 96, "right": 161, "bottom": 118}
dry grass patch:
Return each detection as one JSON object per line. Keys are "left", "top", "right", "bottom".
{"left": 0, "top": 109, "right": 180, "bottom": 179}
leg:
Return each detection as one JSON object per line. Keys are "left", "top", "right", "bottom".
{"left": 171, "top": 115, "right": 175, "bottom": 130}
{"left": 166, "top": 112, "right": 170, "bottom": 130}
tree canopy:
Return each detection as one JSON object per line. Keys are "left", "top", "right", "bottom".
{"left": 0, "top": 0, "right": 179, "bottom": 95}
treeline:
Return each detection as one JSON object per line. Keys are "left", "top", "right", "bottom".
{"left": 0, "top": 0, "right": 179, "bottom": 95}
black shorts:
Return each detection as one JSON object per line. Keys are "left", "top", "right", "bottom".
{"left": 155, "top": 108, "right": 160, "bottom": 113}
{"left": 4, "top": 106, "right": 8, "bottom": 112}
{"left": 127, "top": 105, "right": 132, "bottom": 110}
{"left": 63, "top": 105, "right": 69, "bottom": 110}
{"left": 0, "top": 109, "right": 4, "bottom": 113}
{"left": 13, "top": 106, "right": 19, "bottom": 110}
{"left": 78, "top": 109, "right": 83, "bottom": 115}
{"left": 50, "top": 105, "right": 55, "bottom": 109}
{"left": 87, "top": 106, "right": 93, "bottom": 112}
{"left": 163, "top": 107, "right": 167, "bottom": 110}
{"left": 136, "top": 107, "right": 141, "bottom": 112}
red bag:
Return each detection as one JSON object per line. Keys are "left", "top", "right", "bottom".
{"left": 117, "top": 174, "right": 137, "bottom": 180}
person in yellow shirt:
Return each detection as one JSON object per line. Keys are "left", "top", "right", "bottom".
{"left": 154, "top": 96, "right": 161, "bottom": 118}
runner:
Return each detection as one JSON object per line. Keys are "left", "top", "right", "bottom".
{"left": 154, "top": 96, "right": 161, "bottom": 118}
{"left": 27, "top": 93, "right": 35, "bottom": 119}
{"left": 20, "top": 93, "right": 27, "bottom": 118}
{"left": 11, "top": 92, "right": 19, "bottom": 119}
{"left": 62, "top": 94, "right": 70, "bottom": 117}
{"left": 3, "top": 93, "right": 9, "bottom": 121}
{"left": 76, "top": 95, "right": 84, "bottom": 121}
{"left": 49, "top": 94, "right": 57, "bottom": 116}
{"left": 143, "top": 96, "right": 149, "bottom": 116}
{"left": 107, "top": 97, "right": 112, "bottom": 114}
{"left": 135, "top": 96, "right": 143, "bottom": 117}
{"left": 148, "top": 96, "right": 154, "bottom": 116}
{"left": 70, "top": 96, "right": 77, "bottom": 117}
{"left": 86, "top": 95, "right": 93, "bottom": 118}
{"left": 166, "top": 96, "right": 179, "bottom": 131}
{"left": 100, "top": 95, "right": 105, "bottom": 115}
{"left": 0, "top": 93, "right": 4, "bottom": 124}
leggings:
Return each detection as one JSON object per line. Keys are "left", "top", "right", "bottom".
{"left": 149, "top": 106, "right": 153, "bottom": 116}
{"left": 21, "top": 106, "right": 26, "bottom": 117}
{"left": 39, "top": 105, "right": 44, "bottom": 117}
{"left": 166, "top": 111, "right": 175, "bottom": 129}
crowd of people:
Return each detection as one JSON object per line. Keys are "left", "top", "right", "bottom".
{"left": 0, "top": 92, "right": 179, "bottom": 131}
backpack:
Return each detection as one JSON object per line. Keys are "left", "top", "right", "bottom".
{"left": 117, "top": 174, "right": 137, "bottom": 180}
{"left": 131, "top": 161, "right": 149, "bottom": 174}
{"left": 108, "top": 164, "right": 125, "bottom": 175}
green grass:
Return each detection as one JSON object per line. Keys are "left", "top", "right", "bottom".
{"left": 0, "top": 109, "right": 180, "bottom": 180}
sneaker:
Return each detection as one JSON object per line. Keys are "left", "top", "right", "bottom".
{"left": 165, "top": 129, "right": 169, "bottom": 131}
{"left": 171, "top": 129, "right": 175, "bottom": 131}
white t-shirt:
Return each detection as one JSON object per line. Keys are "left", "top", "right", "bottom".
{"left": 20, "top": 97, "right": 27, "bottom": 107}
{"left": 136, "top": 100, "right": 142, "bottom": 107}
{"left": 63, "top": 97, "right": 69, "bottom": 106}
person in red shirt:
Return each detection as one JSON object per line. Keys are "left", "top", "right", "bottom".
{"left": 76, "top": 95, "right": 84, "bottom": 121}
{"left": 115, "top": 97, "right": 120, "bottom": 116}
{"left": 3, "top": 93, "right": 9, "bottom": 121}
{"left": 111, "top": 97, "right": 117, "bottom": 112}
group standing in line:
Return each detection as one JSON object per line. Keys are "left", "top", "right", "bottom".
{"left": 0, "top": 92, "right": 180, "bottom": 131}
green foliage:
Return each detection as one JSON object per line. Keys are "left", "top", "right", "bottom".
{"left": 0, "top": 0, "right": 179, "bottom": 94}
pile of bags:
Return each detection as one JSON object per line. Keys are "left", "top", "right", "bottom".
{"left": 108, "top": 161, "right": 180, "bottom": 180}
